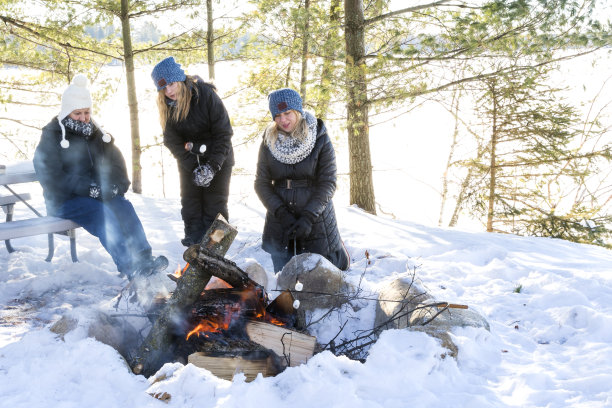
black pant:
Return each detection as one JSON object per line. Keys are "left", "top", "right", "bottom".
{"left": 179, "top": 163, "right": 232, "bottom": 243}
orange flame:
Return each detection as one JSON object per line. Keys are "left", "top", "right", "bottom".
{"left": 186, "top": 303, "right": 241, "bottom": 340}
{"left": 204, "top": 276, "right": 233, "bottom": 290}
{"left": 185, "top": 283, "right": 289, "bottom": 341}
{"left": 172, "top": 263, "right": 189, "bottom": 279}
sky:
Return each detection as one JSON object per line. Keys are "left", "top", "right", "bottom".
{"left": 1, "top": 160, "right": 612, "bottom": 408}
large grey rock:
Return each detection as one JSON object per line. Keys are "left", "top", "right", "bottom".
{"left": 276, "top": 253, "right": 355, "bottom": 311}
{"left": 242, "top": 259, "right": 269, "bottom": 289}
{"left": 374, "top": 277, "right": 433, "bottom": 331}
{"left": 374, "top": 278, "right": 489, "bottom": 357}
{"left": 87, "top": 311, "right": 141, "bottom": 362}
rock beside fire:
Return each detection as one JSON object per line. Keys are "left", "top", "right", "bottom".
{"left": 374, "top": 278, "right": 490, "bottom": 357}
{"left": 88, "top": 311, "right": 142, "bottom": 363}
{"left": 242, "top": 260, "right": 268, "bottom": 289}
{"left": 48, "top": 311, "right": 144, "bottom": 368}
{"left": 276, "top": 253, "right": 356, "bottom": 311}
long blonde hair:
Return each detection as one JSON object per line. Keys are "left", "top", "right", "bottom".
{"left": 264, "top": 110, "right": 309, "bottom": 146}
{"left": 156, "top": 75, "right": 199, "bottom": 130}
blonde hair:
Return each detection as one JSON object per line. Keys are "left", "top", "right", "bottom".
{"left": 264, "top": 110, "right": 309, "bottom": 146}
{"left": 156, "top": 75, "right": 198, "bottom": 130}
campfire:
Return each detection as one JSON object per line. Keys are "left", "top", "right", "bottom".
{"left": 129, "top": 215, "right": 316, "bottom": 381}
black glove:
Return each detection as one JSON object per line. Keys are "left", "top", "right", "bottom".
{"left": 193, "top": 163, "right": 215, "bottom": 187}
{"left": 275, "top": 206, "right": 297, "bottom": 231}
{"left": 102, "top": 184, "right": 119, "bottom": 201}
{"left": 290, "top": 212, "right": 316, "bottom": 240}
{"left": 89, "top": 183, "right": 101, "bottom": 199}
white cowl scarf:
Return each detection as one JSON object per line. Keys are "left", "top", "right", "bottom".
{"left": 264, "top": 111, "right": 317, "bottom": 164}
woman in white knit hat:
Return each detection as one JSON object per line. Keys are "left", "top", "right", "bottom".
{"left": 33, "top": 74, "right": 168, "bottom": 279}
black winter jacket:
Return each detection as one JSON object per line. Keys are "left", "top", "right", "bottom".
{"left": 255, "top": 118, "right": 345, "bottom": 266}
{"left": 33, "top": 118, "right": 130, "bottom": 215}
{"left": 163, "top": 77, "right": 234, "bottom": 173}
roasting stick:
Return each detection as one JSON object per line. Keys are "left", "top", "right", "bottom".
{"left": 434, "top": 302, "right": 469, "bottom": 309}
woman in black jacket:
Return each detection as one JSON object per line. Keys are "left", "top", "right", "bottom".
{"left": 33, "top": 74, "right": 167, "bottom": 279}
{"left": 151, "top": 57, "right": 234, "bottom": 246}
{"left": 255, "top": 88, "right": 349, "bottom": 272}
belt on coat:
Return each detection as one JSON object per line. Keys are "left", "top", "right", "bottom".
{"left": 272, "top": 179, "right": 312, "bottom": 189}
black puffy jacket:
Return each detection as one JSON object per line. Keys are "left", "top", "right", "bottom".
{"left": 33, "top": 118, "right": 130, "bottom": 215}
{"left": 162, "top": 77, "right": 234, "bottom": 173}
{"left": 254, "top": 118, "right": 346, "bottom": 269}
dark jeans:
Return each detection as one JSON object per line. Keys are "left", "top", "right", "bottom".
{"left": 56, "top": 195, "right": 151, "bottom": 274}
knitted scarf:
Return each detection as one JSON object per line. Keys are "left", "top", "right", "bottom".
{"left": 62, "top": 117, "right": 93, "bottom": 137}
{"left": 265, "top": 111, "right": 317, "bottom": 164}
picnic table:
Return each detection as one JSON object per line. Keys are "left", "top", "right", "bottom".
{"left": 0, "top": 163, "right": 80, "bottom": 262}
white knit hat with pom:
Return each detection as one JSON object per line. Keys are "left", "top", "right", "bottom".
{"left": 57, "top": 74, "right": 110, "bottom": 148}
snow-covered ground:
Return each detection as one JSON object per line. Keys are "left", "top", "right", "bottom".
{"left": 1, "top": 159, "right": 611, "bottom": 408}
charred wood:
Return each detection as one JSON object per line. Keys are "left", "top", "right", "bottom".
{"left": 131, "top": 214, "right": 238, "bottom": 377}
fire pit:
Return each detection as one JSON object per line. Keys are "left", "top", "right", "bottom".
{"left": 129, "top": 215, "right": 316, "bottom": 380}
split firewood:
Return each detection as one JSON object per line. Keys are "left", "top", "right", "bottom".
{"left": 188, "top": 350, "right": 282, "bottom": 382}
{"left": 245, "top": 320, "right": 316, "bottom": 367}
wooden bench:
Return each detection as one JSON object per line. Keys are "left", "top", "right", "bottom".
{"left": 0, "top": 194, "right": 80, "bottom": 262}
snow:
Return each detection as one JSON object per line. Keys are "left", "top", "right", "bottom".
{"left": 1, "top": 179, "right": 612, "bottom": 408}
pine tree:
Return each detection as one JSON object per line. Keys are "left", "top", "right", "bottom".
{"left": 460, "top": 67, "right": 612, "bottom": 246}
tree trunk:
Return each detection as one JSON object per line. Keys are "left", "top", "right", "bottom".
{"left": 206, "top": 0, "right": 215, "bottom": 81}
{"left": 299, "top": 0, "right": 310, "bottom": 103}
{"left": 344, "top": 0, "right": 376, "bottom": 214}
{"left": 120, "top": 0, "right": 142, "bottom": 194}
{"left": 449, "top": 140, "right": 486, "bottom": 227}
{"left": 439, "top": 89, "right": 461, "bottom": 226}
{"left": 316, "top": 0, "right": 340, "bottom": 121}
{"left": 487, "top": 84, "right": 498, "bottom": 232}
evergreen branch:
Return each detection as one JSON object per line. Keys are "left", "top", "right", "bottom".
{"left": 365, "top": 1, "right": 454, "bottom": 26}
{"left": 492, "top": 151, "right": 610, "bottom": 168}
{"left": 369, "top": 46, "right": 606, "bottom": 106}
{"left": 0, "top": 15, "right": 117, "bottom": 60}
{"left": 132, "top": 29, "right": 198, "bottom": 54}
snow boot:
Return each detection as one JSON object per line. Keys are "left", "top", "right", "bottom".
{"left": 134, "top": 255, "right": 169, "bottom": 278}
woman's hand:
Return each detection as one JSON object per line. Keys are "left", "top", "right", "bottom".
{"left": 88, "top": 183, "right": 101, "bottom": 199}
{"left": 276, "top": 206, "right": 297, "bottom": 230}
{"left": 290, "top": 212, "right": 316, "bottom": 239}
{"left": 192, "top": 163, "right": 215, "bottom": 187}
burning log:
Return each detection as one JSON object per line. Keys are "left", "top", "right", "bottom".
{"left": 183, "top": 246, "right": 259, "bottom": 290}
{"left": 131, "top": 214, "right": 242, "bottom": 376}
